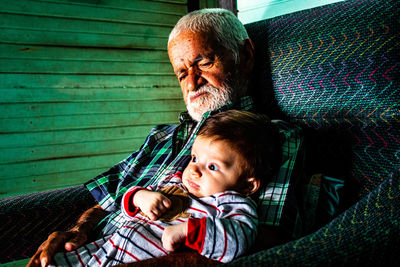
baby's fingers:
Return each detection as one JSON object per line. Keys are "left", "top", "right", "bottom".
{"left": 162, "top": 198, "right": 171, "bottom": 209}
{"left": 147, "top": 210, "right": 159, "bottom": 221}
{"left": 158, "top": 197, "right": 171, "bottom": 212}
{"left": 148, "top": 196, "right": 171, "bottom": 220}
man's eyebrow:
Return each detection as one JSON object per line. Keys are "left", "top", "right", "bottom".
{"left": 175, "top": 68, "right": 185, "bottom": 77}
{"left": 175, "top": 54, "right": 212, "bottom": 75}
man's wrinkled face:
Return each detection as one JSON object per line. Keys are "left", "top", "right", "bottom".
{"left": 168, "top": 30, "right": 241, "bottom": 121}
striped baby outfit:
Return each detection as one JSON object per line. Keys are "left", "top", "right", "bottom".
{"left": 52, "top": 172, "right": 258, "bottom": 266}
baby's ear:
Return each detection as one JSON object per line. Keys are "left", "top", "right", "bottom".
{"left": 245, "top": 177, "right": 260, "bottom": 195}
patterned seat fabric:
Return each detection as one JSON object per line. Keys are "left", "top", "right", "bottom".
{"left": 232, "top": 0, "right": 399, "bottom": 265}
{"left": 0, "top": 186, "right": 95, "bottom": 263}
{"left": 248, "top": 0, "right": 399, "bottom": 194}
{"left": 0, "top": 0, "right": 398, "bottom": 265}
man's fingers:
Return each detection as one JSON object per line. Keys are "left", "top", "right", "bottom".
{"left": 64, "top": 242, "right": 76, "bottom": 251}
{"left": 27, "top": 232, "right": 68, "bottom": 267}
{"left": 28, "top": 230, "right": 88, "bottom": 267}
{"left": 40, "top": 255, "right": 49, "bottom": 267}
{"left": 46, "top": 231, "right": 70, "bottom": 254}
{"left": 27, "top": 249, "right": 42, "bottom": 267}
{"left": 65, "top": 233, "right": 87, "bottom": 251}
{"left": 36, "top": 232, "right": 70, "bottom": 266}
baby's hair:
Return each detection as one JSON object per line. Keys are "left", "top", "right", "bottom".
{"left": 197, "top": 110, "right": 282, "bottom": 191}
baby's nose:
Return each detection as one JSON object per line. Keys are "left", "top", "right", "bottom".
{"left": 190, "top": 166, "right": 202, "bottom": 178}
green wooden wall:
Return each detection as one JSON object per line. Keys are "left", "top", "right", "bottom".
{"left": 0, "top": 0, "right": 192, "bottom": 197}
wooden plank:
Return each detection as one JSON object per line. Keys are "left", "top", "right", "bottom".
{"left": 0, "top": 125, "right": 153, "bottom": 148}
{"left": 0, "top": 99, "right": 185, "bottom": 118}
{"left": 0, "top": 87, "right": 182, "bottom": 103}
{"left": 0, "top": 258, "right": 30, "bottom": 267}
{"left": 33, "top": 0, "right": 187, "bottom": 15}
{"left": 0, "top": 137, "right": 145, "bottom": 165}
{"left": 0, "top": 28, "right": 169, "bottom": 49}
{"left": 0, "top": 58, "right": 174, "bottom": 74}
{"left": 0, "top": 74, "right": 180, "bottom": 88}
{"left": 1, "top": 167, "right": 128, "bottom": 197}
{"left": 1, "top": 1, "right": 184, "bottom": 26}
{"left": 0, "top": 111, "right": 181, "bottom": 133}
{"left": 0, "top": 12, "right": 174, "bottom": 35}
{"left": 0, "top": 0, "right": 187, "bottom": 197}
{"left": 0, "top": 44, "right": 171, "bottom": 62}
{"left": 1, "top": 167, "right": 104, "bottom": 197}
{"left": 0, "top": 152, "right": 129, "bottom": 181}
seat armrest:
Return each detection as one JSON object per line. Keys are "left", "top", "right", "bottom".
{"left": 0, "top": 185, "right": 96, "bottom": 263}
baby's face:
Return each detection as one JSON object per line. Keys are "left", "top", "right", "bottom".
{"left": 182, "top": 136, "right": 246, "bottom": 198}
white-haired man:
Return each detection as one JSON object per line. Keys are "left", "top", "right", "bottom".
{"left": 29, "top": 8, "right": 298, "bottom": 266}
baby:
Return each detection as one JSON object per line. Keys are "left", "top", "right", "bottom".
{"left": 51, "top": 110, "right": 282, "bottom": 265}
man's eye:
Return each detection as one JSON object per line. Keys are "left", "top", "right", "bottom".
{"left": 208, "top": 164, "right": 218, "bottom": 171}
{"left": 178, "top": 74, "right": 187, "bottom": 81}
{"left": 200, "top": 62, "right": 212, "bottom": 67}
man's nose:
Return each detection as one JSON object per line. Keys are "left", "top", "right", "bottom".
{"left": 187, "top": 66, "right": 203, "bottom": 91}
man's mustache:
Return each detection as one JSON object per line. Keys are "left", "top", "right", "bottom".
{"left": 187, "top": 85, "right": 219, "bottom": 104}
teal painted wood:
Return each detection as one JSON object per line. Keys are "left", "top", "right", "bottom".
{"left": 0, "top": 125, "right": 153, "bottom": 148}
{"left": 0, "top": 74, "right": 180, "bottom": 88}
{"left": 0, "top": 0, "right": 188, "bottom": 197}
{"left": 0, "top": 111, "right": 181, "bottom": 132}
{"left": 1, "top": 44, "right": 171, "bottom": 61}
{"left": 0, "top": 87, "right": 183, "bottom": 102}
{"left": 0, "top": 100, "right": 185, "bottom": 118}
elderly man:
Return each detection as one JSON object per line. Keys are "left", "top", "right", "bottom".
{"left": 28, "top": 8, "right": 297, "bottom": 266}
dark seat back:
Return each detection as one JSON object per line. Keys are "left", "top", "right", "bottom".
{"left": 246, "top": 0, "right": 399, "bottom": 196}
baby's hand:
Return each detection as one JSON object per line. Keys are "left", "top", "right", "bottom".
{"left": 133, "top": 190, "right": 171, "bottom": 221}
{"left": 162, "top": 222, "right": 188, "bottom": 251}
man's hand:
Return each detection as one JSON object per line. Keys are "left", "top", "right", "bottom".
{"left": 133, "top": 190, "right": 171, "bottom": 221}
{"left": 27, "top": 230, "right": 87, "bottom": 267}
{"left": 27, "top": 204, "right": 108, "bottom": 267}
{"left": 162, "top": 222, "right": 188, "bottom": 251}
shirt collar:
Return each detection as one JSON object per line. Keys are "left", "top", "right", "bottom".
{"left": 178, "top": 95, "right": 254, "bottom": 123}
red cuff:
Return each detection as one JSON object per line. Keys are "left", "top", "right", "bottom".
{"left": 185, "top": 217, "right": 207, "bottom": 253}
{"left": 122, "top": 187, "right": 146, "bottom": 218}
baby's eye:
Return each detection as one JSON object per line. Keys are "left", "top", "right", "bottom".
{"left": 208, "top": 164, "right": 219, "bottom": 171}
{"left": 192, "top": 156, "right": 197, "bottom": 163}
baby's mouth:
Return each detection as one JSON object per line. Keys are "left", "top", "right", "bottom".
{"left": 187, "top": 180, "right": 200, "bottom": 189}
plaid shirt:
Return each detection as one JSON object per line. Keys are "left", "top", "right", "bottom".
{"left": 85, "top": 96, "right": 303, "bottom": 235}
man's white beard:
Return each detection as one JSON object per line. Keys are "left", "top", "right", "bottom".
{"left": 186, "top": 83, "right": 234, "bottom": 121}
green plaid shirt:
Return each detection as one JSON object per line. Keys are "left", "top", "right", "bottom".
{"left": 85, "top": 96, "right": 303, "bottom": 235}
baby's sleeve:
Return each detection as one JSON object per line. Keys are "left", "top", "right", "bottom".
{"left": 185, "top": 193, "right": 258, "bottom": 262}
{"left": 121, "top": 186, "right": 147, "bottom": 220}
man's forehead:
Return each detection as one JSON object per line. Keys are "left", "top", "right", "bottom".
{"left": 168, "top": 30, "right": 223, "bottom": 53}
{"left": 176, "top": 54, "right": 212, "bottom": 65}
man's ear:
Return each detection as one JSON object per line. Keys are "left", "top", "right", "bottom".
{"left": 239, "top": 38, "right": 255, "bottom": 74}
{"left": 246, "top": 177, "right": 260, "bottom": 195}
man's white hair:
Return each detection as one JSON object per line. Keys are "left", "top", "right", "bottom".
{"left": 168, "top": 8, "right": 249, "bottom": 63}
